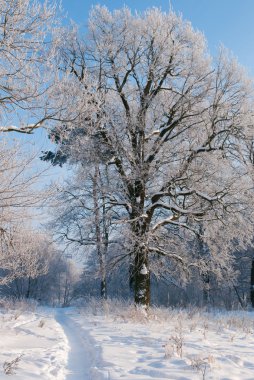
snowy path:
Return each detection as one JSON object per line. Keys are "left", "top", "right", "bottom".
{"left": 0, "top": 307, "right": 107, "bottom": 380}
{"left": 55, "top": 309, "right": 96, "bottom": 380}
{"left": 55, "top": 309, "right": 108, "bottom": 380}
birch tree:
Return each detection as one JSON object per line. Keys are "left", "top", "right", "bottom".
{"left": 45, "top": 7, "right": 254, "bottom": 308}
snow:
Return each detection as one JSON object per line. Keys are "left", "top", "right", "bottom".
{"left": 2, "top": 303, "right": 254, "bottom": 379}
{"left": 0, "top": 307, "right": 68, "bottom": 379}
{"left": 55, "top": 308, "right": 97, "bottom": 379}
{"left": 140, "top": 264, "right": 148, "bottom": 275}
{"left": 72, "top": 306, "right": 254, "bottom": 379}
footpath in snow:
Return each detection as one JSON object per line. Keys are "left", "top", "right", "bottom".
{"left": 1, "top": 302, "right": 254, "bottom": 379}
{"left": 0, "top": 306, "right": 105, "bottom": 380}
{"left": 55, "top": 308, "right": 106, "bottom": 380}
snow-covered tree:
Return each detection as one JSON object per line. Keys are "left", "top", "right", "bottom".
{"left": 0, "top": 139, "right": 50, "bottom": 230}
{"left": 0, "top": 0, "right": 63, "bottom": 133}
{"left": 45, "top": 7, "right": 254, "bottom": 308}
{"left": 0, "top": 228, "right": 79, "bottom": 304}
{"left": 0, "top": 138, "right": 57, "bottom": 293}
{"left": 0, "top": 226, "right": 50, "bottom": 288}
{"left": 51, "top": 164, "right": 114, "bottom": 300}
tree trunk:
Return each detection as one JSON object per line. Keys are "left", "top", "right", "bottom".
{"left": 93, "top": 165, "right": 107, "bottom": 300}
{"left": 250, "top": 260, "right": 254, "bottom": 308}
{"left": 129, "top": 176, "right": 150, "bottom": 308}
{"left": 129, "top": 258, "right": 135, "bottom": 294}
{"left": 101, "top": 172, "right": 108, "bottom": 300}
{"left": 62, "top": 276, "right": 69, "bottom": 307}
{"left": 26, "top": 276, "right": 31, "bottom": 299}
{"left": 202, "top": 273, "right": 210, "bottom": 306}
{"left": 99, "top": 251, "right": 107, "bottom": 299}
{"left": 134, "top": 246, "right": 150, "bottom": 308}
{"left": 197, "top": 227, "right": 211, "bottom": 306}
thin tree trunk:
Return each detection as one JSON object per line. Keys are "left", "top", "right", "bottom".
{"left": 58, "top": 272, "right": 61, "bottom": 306}
{"left": 197, "top": 226, "right": 211, "bottom": 306}
{"left": 250, "top": 260, "right": 254, "bottom": 308}
{"left": 129, "top": 260, "right": 135, "bottom": 293}
{"left": 62, "top": 276, "right": 69, "bottom": 307}
{"left": 232, "top": 283, "right": 245, "bottom": 309}
{"left": 101, "top": 168, "right": 109, "bottom": 300}
{"left": 93, "top": 165, "right": 107, "bottom": 299}
{"left": 202, "top": 273, "right": 210, "bottom": 306}
{"left": 26, "top": 276, "right": 31, "bottom": 299}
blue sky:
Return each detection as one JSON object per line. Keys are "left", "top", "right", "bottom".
{"left": 61, "top": 0, "right": 254, "bottom": 76}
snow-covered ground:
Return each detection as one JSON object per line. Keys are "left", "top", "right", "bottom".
{"left": 1, "top": 301, "right": 254, "bottom": 379}
{"left": 0, "top": 304, "right": 67, "bottom": 379}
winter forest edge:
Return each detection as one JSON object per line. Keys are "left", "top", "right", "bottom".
{"left": 1, "top": 0, "right": 254, "bottom": 312}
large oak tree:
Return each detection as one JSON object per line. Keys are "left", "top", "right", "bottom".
{"left": 46, "top": 7, "right": 254, "bottom": 308}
